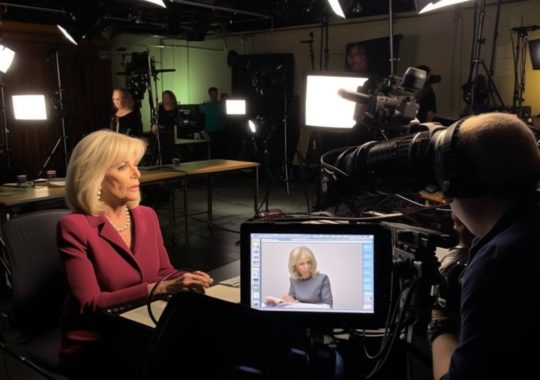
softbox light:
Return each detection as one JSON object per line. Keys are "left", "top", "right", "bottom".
{"left": 225, "top": 99, "right": 246, "bottom": 115}
{"left": 529, "top": 39, "right": 540, "bottom": 70}
{"left": 12, "top": 95, "right": 47, "bottom": 120}
{"left": 415, "top": 0, "right": 473, "bottom": 14}
{"left": 305, "top": 73, "right": 368, "bottom": 129}
{"left": 0, "top": 45, "right": 15, "bottom": 74}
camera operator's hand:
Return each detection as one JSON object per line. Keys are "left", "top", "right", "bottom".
{"left": 433, "top": 245, "right": 468, "bottom": 319}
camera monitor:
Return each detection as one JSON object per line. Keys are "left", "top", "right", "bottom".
{"left": 241, "top": 222, "right": 392, "bottom": 330}
{"left": 529, "top": 39, "right": 540, "bottom": 70}
{"left": 305, "top": 73, "right": 368, "bottom": 130}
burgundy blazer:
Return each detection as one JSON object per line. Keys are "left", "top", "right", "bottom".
{"left": 57, "top": 205, "right": 179, "bottom": 358}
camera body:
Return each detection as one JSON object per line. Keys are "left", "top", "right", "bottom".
{"left": 354, "top": 67, "right": 427, "bottom": 139}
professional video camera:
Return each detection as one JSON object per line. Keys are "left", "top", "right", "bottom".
{"left": 341, "top": 66, "right": 427, "bottom": 139}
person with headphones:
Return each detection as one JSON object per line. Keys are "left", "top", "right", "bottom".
{"left": 429, "top": 112, "right": 540, "bottom": 379}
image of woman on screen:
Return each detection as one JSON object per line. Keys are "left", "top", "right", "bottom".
{"left": 266, "top": 246, "right": 333, "bottom": 308}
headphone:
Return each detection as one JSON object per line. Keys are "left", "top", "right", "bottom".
{"left": 432, "top": 117, "right": 468, "bottom": 200}
{"left": 433, "top": 116, "right": 539, "bottom": 200}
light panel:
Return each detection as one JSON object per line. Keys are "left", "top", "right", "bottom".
{"left": 305, "top": 74, "right": 368, "bottom": 129}
{"left": 226, "top": 99, "right": 246, "bottom": 115}
{"left": 12, "top": 95, "right": 48, "bottom": 120}
{"left": 0, "top": 45, "right": 15, "bottom": 74}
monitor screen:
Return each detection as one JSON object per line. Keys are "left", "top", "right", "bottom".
{"left": 241, "top": 222, "right": 392, "bottom": 329}
{"left": 305, "top": 73, "right": 368, "bottom": 130}
{"left": 529, "top": 39, "right": 540, "bottom": 70}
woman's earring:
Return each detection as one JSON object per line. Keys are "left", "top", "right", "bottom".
{"left": 97, "top": 188, "right": 102, "bottom": 200}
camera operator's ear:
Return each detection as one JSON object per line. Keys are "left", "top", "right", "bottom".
{"left": 433, "top": 118, "right": 468, "bottom": 199}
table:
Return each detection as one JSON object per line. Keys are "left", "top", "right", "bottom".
{"left": 120, "top": 260, "right": 240, "bottom": 328}
{"left": 162, "top": 159, "right": 259, "bottom": 243}
{"left": 0, "top": 159, "right": 259, "bottom": 243}
{"left": 175, "top": 138, "right": 210, "bottom": 160}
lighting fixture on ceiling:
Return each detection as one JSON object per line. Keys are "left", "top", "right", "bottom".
{"left": 143, "top": 0, "right": 167, "bottom": 8}
{"left": 415, "top": 0, "right": 473, "bottom": 14}
{"left": 327, "top": 0, "right": 346, "bottom": 18}
{"left": 57, "top": 24, "right": 86, "bottom": 46}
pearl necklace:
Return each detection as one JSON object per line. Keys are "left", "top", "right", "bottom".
{"left": 107, "top": 206, "right": 131, "bottom": 233}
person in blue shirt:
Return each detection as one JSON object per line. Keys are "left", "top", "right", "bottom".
{"left": 200, "top": 86, "right": 225, "bottom": 158}
{"left": 429, "top": 112, "right": 540, "bottom": 380}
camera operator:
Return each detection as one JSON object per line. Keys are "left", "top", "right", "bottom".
{"left": 415, "top": 65, "right": 439, "bottom": 123}
{"left": 429, "top": 112, "right": 540, "bottom": 380}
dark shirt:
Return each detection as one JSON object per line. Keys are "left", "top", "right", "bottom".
{"left": 157, "top": 105, "right": 181, "bottom": 133}
{"left": 110, "top": 109, "right": 143, "bottom": 137}
{"left": 443, "top": 193, "right": 540, "bottom": 380}
{"left": 415, "top": 85, "right": 437, "bottom": 122}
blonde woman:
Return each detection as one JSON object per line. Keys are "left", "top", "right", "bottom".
{"left": 267, "top": 246, "right": 333, "bottom": 308}
{"left": 58, "top": 130, "right": 212, "bottom": 377}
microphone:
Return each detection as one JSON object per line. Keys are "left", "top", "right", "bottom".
{"left": 511, "top": 25, "right": 540, "bottom": 33}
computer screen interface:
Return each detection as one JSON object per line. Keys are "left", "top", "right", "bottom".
{"left": 241, "top": 223, "right": 391, "bottom": 329}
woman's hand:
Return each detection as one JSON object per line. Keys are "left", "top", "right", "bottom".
{"left": 151, "top": 271, "right": 213, "bottom": 296}
{"left": 282, "top": 295, "right": 298, "bottom": 303}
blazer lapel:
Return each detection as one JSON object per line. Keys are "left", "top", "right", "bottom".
{"left": 87, "top": 214, "right": 141, "bottom": 272}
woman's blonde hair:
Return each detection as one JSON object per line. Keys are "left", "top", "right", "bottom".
{"left": 288, "top": 246, "right": 319, "bottom": 279}
{"left": 65, "top": 129, "right": 146, "bottom": 215}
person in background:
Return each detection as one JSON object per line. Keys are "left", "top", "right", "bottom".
{"left": 57, "top": 130, "right": 212, "bottom": 378}
{"left": 345, "top": 42, "right": 369, "bottom": 74}
{"left": 267, "top": 246, "right": 333, "bottom": 308}
{"left": 109, "top": 88, "right": 143, "bottom": 137}
{"left": 415, "top": 65, "right": 438, "bottom": 123}
{"left": 200, "top": 86, "right": 225, "bottom": 158}
{"left": 151, "top": 90, "right": 181, "bottom": 164}
{"left": 429, "top": 112, "right": 540, "bottom": 380}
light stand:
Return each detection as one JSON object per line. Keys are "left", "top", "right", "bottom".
{"left": 147, "top": 54, "right": 162, "bottom": 166}
{"left": 511, "top": 25, "right": 539, "bottom": 119}
{"left": 462, "top": 0, "right": 505, "bottom": 115}
{"left": 37, "top": 50, "right": 69, "bottom": 178}
{"left": 0, "top": 73, "right": 13, "bottom": 180}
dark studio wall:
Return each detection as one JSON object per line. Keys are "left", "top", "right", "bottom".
{"left": 0, "top": 21, "right": 113, "bottom": 181}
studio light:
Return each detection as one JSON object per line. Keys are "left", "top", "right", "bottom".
{"left": 12, "top": 95, "right": 47, "bottom": 120}
{"left": 225, "top": 99, "right": 247, "bottom": 115}
{"left": 143, "top": 0, "right": 167, "bottom": 7}
{"left": 327, "top": 0, "right": 346, "bottom": 18}
{"left": 248, "top": 119, "right": 257, "bottom": 134}
{"left": 305, "top": 74, "right": 368, "bottom": 129}
{"left": 415, "top": 0, "right": 473, "bottom": 14}
{"left": 0, "top": 45, "right": 15, "bottom": 74}
{"left": 57, "top": 24, "right": 85, "bottom": 46}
